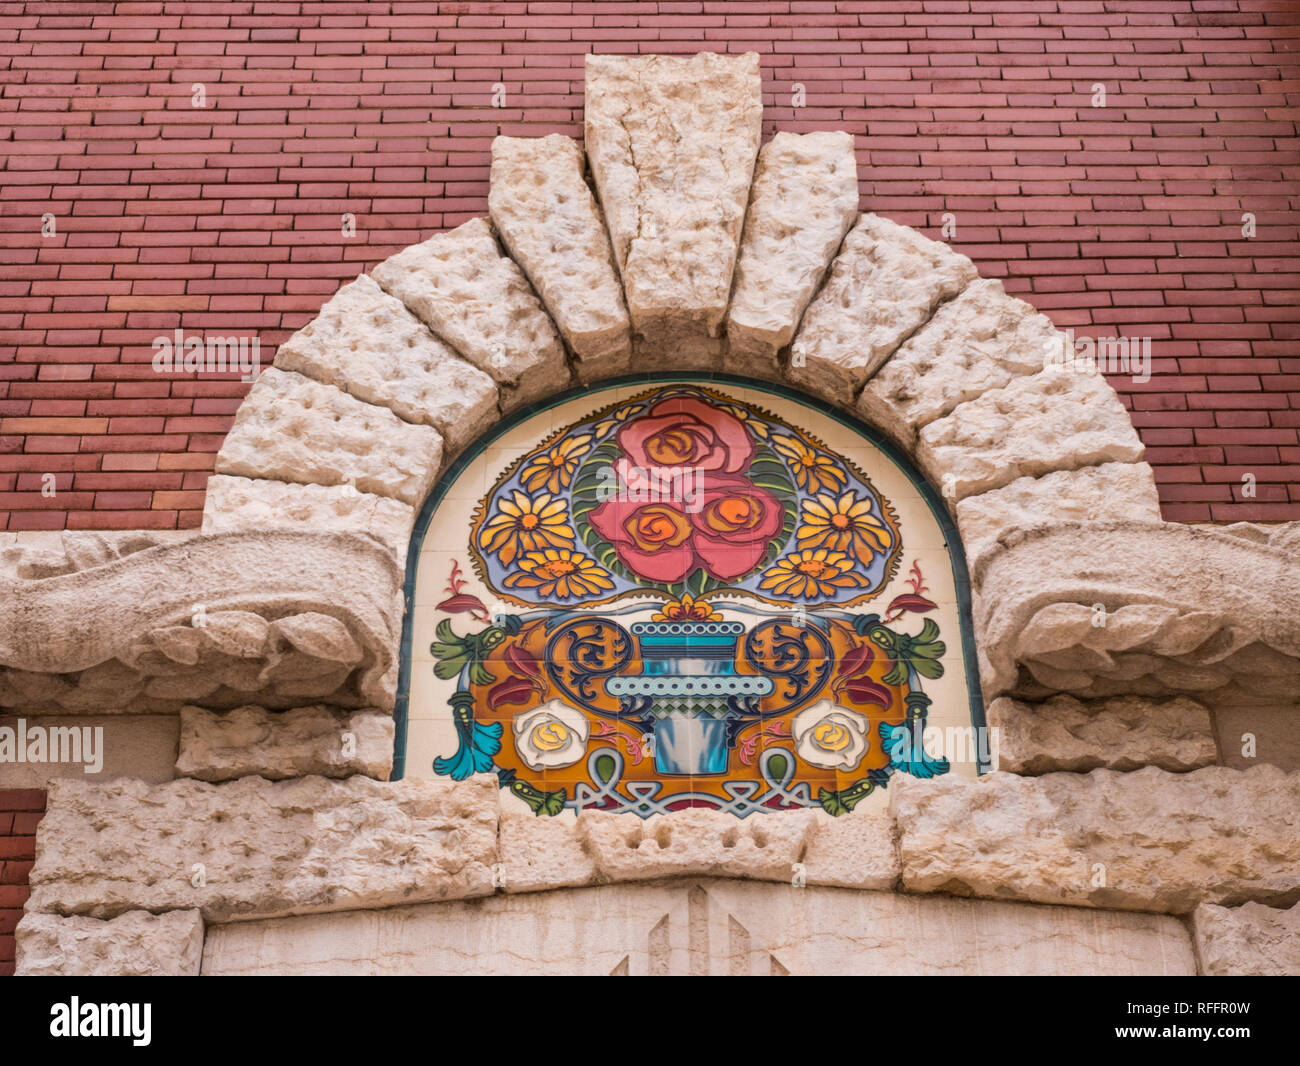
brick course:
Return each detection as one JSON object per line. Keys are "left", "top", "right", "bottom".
{"left": 0, "top": 1, "right": 1298, "bottom": 528}
{"left": 0, "top": 789, "right": 45, "bottom": 976}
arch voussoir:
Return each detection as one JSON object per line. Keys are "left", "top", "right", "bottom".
{"left": 369, "top": 216, "right": 572, "bottom": 410}
{"left": 723, "top": 129, "right": 859, "bottom": 379}
{"left": 272, "top": 273, "right": 499, "bottom": 455}
{"left": 488, "top": 133, "right": 632, "bottom": 381}
{"left": 213, "top": 366, "right": 442, "bottom": 509}
{"left": 785, "top": 212, "right": 978, "bottom": 407}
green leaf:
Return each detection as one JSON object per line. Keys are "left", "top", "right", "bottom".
{"left": 749, "top": 478, "right": 798, "bottom": 495}
{"left": 434, "top": 657, "right": 466, "bottom": 681}
{"left": 747, "top": 457, "right": 791, "bottom": 481}
{"left": 687, "top": 568, "right": 711, "bottom": 597}
{"left": 510, "top": 780, "right": 567, "bottom": 816}
{"left": 817, "top": 788, "right": 847, "bottom": 817}
{"left": 767, "top": 752, "right": 788, "bottom": 782}
{"left": 594, "top": 752, "right": 617, "bottom": 783}
{"left": 468, "top": 660, "right": 496, "bottom": 687}
{"left": 913, "top": 657, "right": 945, "bottom": 680}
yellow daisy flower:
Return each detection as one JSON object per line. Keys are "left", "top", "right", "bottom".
{"left": 478, "top": 491, "right": 574, "bottom": 566}
{"left": 518, "top": 433, "right": 592, "bottom": 494}
{"left": 797, "top": 491, "right": 894, "bottom": 560}
{"left": 772, "top": 435, "right": 847, "bottom": 494}
{"left": 759, "top": 549, "right": 866, "bottom": 600}
{"left": 503, "top": 548, "right": 615, "bottom": 599}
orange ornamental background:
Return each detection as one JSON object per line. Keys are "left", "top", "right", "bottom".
{"left": 467, "top": 613, "right": 907, "bottom": 808}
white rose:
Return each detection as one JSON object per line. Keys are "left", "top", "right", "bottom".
{"left": 512, "top": 701, "right": 590, "bottom": 771}
{"left": 791, "top": 700, "right": 870, "bottom": 771}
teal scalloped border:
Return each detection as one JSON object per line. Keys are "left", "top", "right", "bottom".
{"left": 392, "top": 373, "right": 989, "bottom": 781}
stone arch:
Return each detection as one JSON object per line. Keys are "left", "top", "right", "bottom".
{"left": 202, "top": 53, "right": 1161, "bottom": 579}
{"left": 199, "top": 51, "right": 1172, "bottom": 717}
{"left": 183, "top": 52, "right": 1300, "bottom": 733}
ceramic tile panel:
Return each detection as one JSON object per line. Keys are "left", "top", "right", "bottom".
{"left": 407, "top": 381, "right": 983, "bottom": 818}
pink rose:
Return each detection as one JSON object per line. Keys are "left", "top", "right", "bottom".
{"left": 588, "top": 475, "right": 783, "bottom": 585}
{"left": 688, "top": 475, "right": 784, "bottom": 580}
{"left": 616, "top": 397, "right": 753, "bottom": 496}
{"left": 588, "top": 498, "right": 696, "bottom": 584}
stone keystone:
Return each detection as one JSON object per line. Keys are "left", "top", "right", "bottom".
{"left": 585, "top": 52, "right": 762, "bottom": 358}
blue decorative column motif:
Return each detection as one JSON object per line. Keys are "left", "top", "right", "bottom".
{"left": 606, "top": 622, "right": 775, "bottom": 775}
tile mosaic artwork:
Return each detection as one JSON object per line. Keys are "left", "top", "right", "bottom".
{"left": 407, "top": 381, "right": 981, "bottom": 818}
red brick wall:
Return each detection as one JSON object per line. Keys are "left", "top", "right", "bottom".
{"left": 0, "top": 789, "right": 44, "bottom": 976}
{"left": 0, "top": 1, "right": 1297, "bottom": 530}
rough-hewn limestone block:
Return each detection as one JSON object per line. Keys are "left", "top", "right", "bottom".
{"left": 917, "top": 370, "right": 1145, "bottom": 503}
{"left": 801, "top": 808, "right": 899, "bottom": 890}
{"left": 201, "top": 475, "right": 415, "bottom": 568}
{"left": 892, "top": 765, "right": 1300, "bottom": 914}
{"left": 724, "top": 131, "right": 858, "bottom": 376}
{"left": 0, "top": 530, "right": 199, "bottom": 580}
{"left": 214, "top": 368, "right": 442, "bottom": 506}
{"left": 1267, "top": 521, "right": 1300, "bottom": 554}
{"left": 987, "top": 695, "right": 1217, "bottom": 775}
{"left": 1193, "top": 901, "right": 1300, "bottom": 976}
{"left": 787, "top": 213, "right": 977, "bottom": 405}
{"left": 488, "top": 135, "right": 631, "bottom": 379}
{"left": 0, "top": 530, "right": 402, "bottom": 714}
{"left": 174, "top": 705, "right": 393, "bottom": 782}
{"left": 955, "top": 462, "right": 1161, "bottom": 567}
{"left": 857, "top": 278, "right": 1063, "bottom": 450}
{"left": 577, "top": 808, "right": 815, "bottom": 883}
{"left": 370, "top": 217, "right": 570, "bottom": 409}
{"left": 0, "top": 713, "right": 179, "bottom": 786}
{"left": 27, "top": 774, "right": 499, "bottom": 922}
{"left": 584, "top": 52, "right": 762, "bottom": 359}
{"left": 973, "top": 522, "right": 1300, "bottom": 704}
{"left": 201, "top": 879, "right": 1194, "bottom": 976}
{"left": 16, "top": 909, "right": 203, "bottom": 977}
{"left": 497, "top": 806, "right": 894, "bottom": 893}
{"left": 272, "top": 274, "right": 498, "bottom": 455}
{"left": 498, "top": 811, "right": 599, "bottom": 893}
{"left": 1214, "top": 704, "right": 1300, "bottom": 773}
{"left": 1214, "top": 520, "right": 1300, "bottom": 555}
